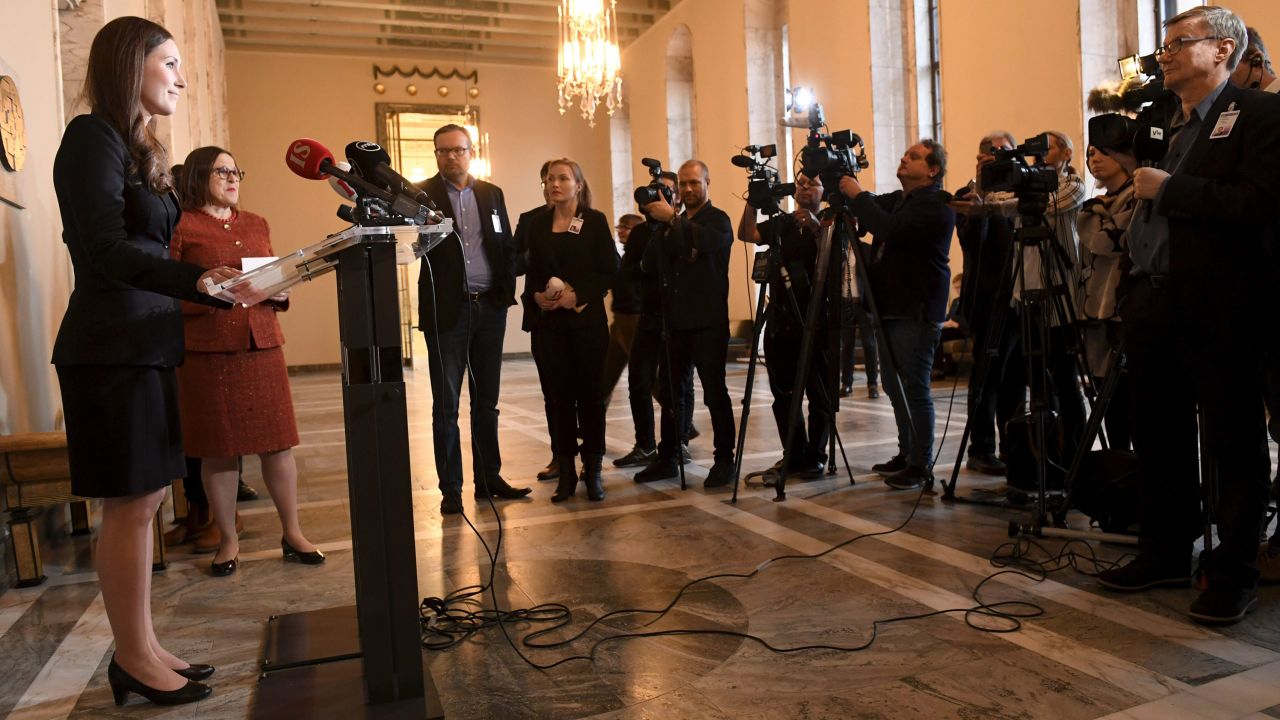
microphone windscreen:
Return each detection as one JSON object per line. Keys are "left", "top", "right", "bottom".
{"left": 327, "top": 161, "right": 358, "bottom": 203}
{"left": 286, "top": 138, "right": 334, "bottom": 180}
{"left": 1133, "top": 125, "right": 1169, "bottom": 164}
{"left": 731, "top": 155, "right": 756, "bottom": 168}
{"left": 345, "top": 141, "right": 392, "bottom": 184}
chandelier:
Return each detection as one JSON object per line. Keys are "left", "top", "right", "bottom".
{"left": 557, "top": 0, "right": 623, "bottom": 127}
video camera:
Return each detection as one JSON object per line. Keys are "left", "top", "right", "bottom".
{"left": 733, "top": 144, "right": 795, "bottom": 216}
{"left": 979, "top": 133, "right": 1059, "bottom": 196}
{"left": 634, "top": 157, "right": 676, "bottom": 211}
{"left": 782, "top": 87, "right": 868, "bottom": 203}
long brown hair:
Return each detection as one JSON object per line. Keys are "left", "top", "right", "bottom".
{"left": 84, "top": 16, "right": 175, "bottom": 194}
{"left": 546, "top": 158, "right": 592, "bottom": 209}
{"left": 177, "top": 146, "right": 233, "bottom": 210}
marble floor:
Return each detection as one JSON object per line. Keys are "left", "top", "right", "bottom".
{"left": 4, "top": 358, "right": 1280, "bottom": 719}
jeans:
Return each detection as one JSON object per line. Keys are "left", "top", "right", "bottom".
{"left": 878, "top": 319, "right": 941, "bottom": 469}
{"left": 423, "top": 298, "right": 507, "bottom": 495}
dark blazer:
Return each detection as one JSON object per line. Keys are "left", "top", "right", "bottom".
{"left": 523, "top": 207, "right": 618, "bottom": 329}
{"left": 850, "top": 182, "right": 955, "bottom": 323}
{"left": 51, "top": 113, "right": 222, "bottom": 367}
{"left": 1154, "top": 82, "right": 1280, "bottom": 332}
{"left": 514, "top": 203, "right": 552, "bottom": 332}
{"left": 641, "top": 201, "right": 735, "bottom": 331}
{"left": 415, "top": 173, "right": 517, "bottom": 333}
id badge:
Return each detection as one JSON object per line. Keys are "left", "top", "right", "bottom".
{"left": 568, "top": 216, "right": 584, "bottom": 234}
{"left": 491, "top": 211, "right": 503, "bottom": 233}
{"left": 1211, "top": 110, "right": 1239, "bottom": 139}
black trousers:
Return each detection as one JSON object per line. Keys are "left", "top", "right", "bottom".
{"left": 764, "top": 317, "right": 830, "bottom": 465}
{"left": 840, "top": 299, "right": 878, "bottom": 388}
{"left": 1123, "top": 277, "right": 1270, "bottom": 588}
{"left": 656, "top": 323, "right": 736, "bottom": 462}
{"left": 967, "top": 301, "right": 1025, "bottom": 457}
{"left": 628, "top": 318, "right": 694, "bottom": 449}
{"left": 536, "top": 317, "right": 609, "bottom": 457}
{"left": 531, "top": 328, "right": 558, "bottom": 455}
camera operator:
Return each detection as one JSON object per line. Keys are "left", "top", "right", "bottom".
{"left": 1096, "top": 5, "right": 1280, "bottom": 625}
{"left": 839, "top": 140, "right": 955, "bottom": 490}
{"left": 950, "top": 131, "right": 1024, "bottom": 476}
{"left": 738, "top": 173, "right": 829, "bottom": 480}
{"left": 635, "top": 160, "right": 738, "bottom": 488}
{"left": 1227, "top": 25, "right": 1280, "bottom": 579}
{"left": 615, "top": 172, "right": 696, "bottom": 469}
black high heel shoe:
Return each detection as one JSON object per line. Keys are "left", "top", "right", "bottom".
{"left": 108, "top": 657, "right": 211, "bottom": 706}
{"left": 174, "top": 664, "right": 215, "bottom": 681}
{"left": 210, "top": 556, "right": 238, "bottom": 577}
{"left": 282, "top": 537, "right": 326, "bottom": 565}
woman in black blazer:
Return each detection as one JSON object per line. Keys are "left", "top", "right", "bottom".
{"left": 52, "top": 17, "right": 253, "bottom": 707}
{"left": 525, "top": 159, "right": 618, "bottom": 502}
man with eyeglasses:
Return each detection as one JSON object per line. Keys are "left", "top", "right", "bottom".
{"left": 416, "top": 123, "right": 530, "bottom": 515}
{"left": 1096, "top": 6, "right": 1280, "bottom": 625}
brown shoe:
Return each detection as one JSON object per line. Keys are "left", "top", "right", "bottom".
{"left": 193, "top": 512, "right": 243, "bottom": 554}
{"left": 163, "top": 504, "right": 211, "bottom": 547}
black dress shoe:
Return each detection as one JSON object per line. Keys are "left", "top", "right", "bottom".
{"left": 536, "top": 458, "right": 560, "bottom": 481}
{"left": 236, "top": 479, "right": 259, "bottom": 502}
{"left": 474, "top": 477, "right": 532, "bottom": 500}
{"left": 108, "top": 657, "right": 211, "bottom": 707}
{"left": 551, "top": 455, "right": 579, "bottom": 502}
{"left": 174, "top": 664, "right": 215, "bottom": 682}
{"left": 867, "top": 385, "right": 881, "bottom": 399}
{"left": 282, "top": 537, "right": 326, "bottom": 565}
{"left": 871, "top": 454, "right": 907, "bottom": 476}
{"left": 210, "top": 556, "right": 238, "bottom": 577}
{"left": 789, "top": 459, "right": 826, "bottom": 479}
{"left": 1189, "top": 586, "right": 1259, "bottom": 625}
{"left": 839, "top": 383, "right": 853, "bottom": 398}
{"left": 440, "top": 493, "right": 463, "bottom": 515}
{"left": 1097, "top": 553, "right": 1191, "bottom": 592}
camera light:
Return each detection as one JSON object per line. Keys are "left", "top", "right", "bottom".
{"left": 1117, "top": 55, "right": 1143, "bottom": 80}
{"left": 790, "top": 86, "right": 815, "bottom": 112}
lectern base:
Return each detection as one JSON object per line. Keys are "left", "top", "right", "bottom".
{"left": 255, "top": 607, "right": 444, "bottom": 720}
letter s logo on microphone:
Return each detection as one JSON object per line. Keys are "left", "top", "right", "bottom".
{"left": 287, "top": 141, "right": 311, "bottom": 171}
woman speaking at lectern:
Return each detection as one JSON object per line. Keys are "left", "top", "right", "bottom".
{"left": 52, "top": 17, "right": 257, "bottom": 706}
{"left": 171, "top": 146, "right": 323, "bottom": 578}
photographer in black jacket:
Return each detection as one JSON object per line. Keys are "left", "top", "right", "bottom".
{"left": 840, "top": 140, "right": 956, "bottom": 490}
{"left": 738, "top": 173, "right": 829, "bottom": 480}
{"left": 635, "top": 160, "right": 738, "bottom": 488}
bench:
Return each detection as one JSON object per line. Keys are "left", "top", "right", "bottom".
{"left": 0, "top": 432, "right": 168, "bottom": 587}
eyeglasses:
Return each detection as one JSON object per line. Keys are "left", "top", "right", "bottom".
{"left": 434, "top": 146, "right": 470, "bottom": 157}
{"left": 212, "top": 167, "right": 246, "bottom": 181}
{"left": 1154, "top": 36, "right": 1221, "bottom": 59}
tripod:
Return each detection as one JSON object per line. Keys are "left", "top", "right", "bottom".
{"left": 943, "top": 191, "right": 1103, "bottom": 532}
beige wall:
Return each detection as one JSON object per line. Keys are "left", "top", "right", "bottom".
{"left": 1216, "top": 0, "right": 1280, "bottom": 50}
{"left": 225, "top": 52, "right": 612, "bottom": 365}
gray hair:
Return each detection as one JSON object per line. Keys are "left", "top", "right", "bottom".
{"left": 979, "top": 131, "right": 1017, "bottom": 153}
{"left": 1166, "top": 5, "right": 1247, "bottom": 71}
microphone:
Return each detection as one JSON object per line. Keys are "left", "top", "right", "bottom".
{"left": 1132, "top": 125, "right": 1168, "bottom": 221}
{"left": 731, "top": 155, "right": 756, "bottom": 168}
{"left": 285, "top": 138, "right": 435, "bottom": 222}
{"left": 344, "top": 141, "right": 391, "bottom": 185}
{"left": 327, "top": 161, "right": 358, "bottom": 204}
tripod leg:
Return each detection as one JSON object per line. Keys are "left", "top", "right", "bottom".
{"left": 731, "top": 248, "right": 783, "bottom": 503}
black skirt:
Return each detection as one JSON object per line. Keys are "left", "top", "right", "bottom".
{"left": 56, "top": 365, "right": 186, "bottom": 498}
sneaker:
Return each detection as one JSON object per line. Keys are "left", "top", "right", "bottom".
{"left": 635, "top": 457, "right": 678, "bottom": 483}
{"left": 614, "top": 446, "right": 657, "bottom": 468}
{"left": 1097, "top": 553, "right": 1191, "bottom": 592}
{"left": 884, "top": 465, "right": 932, "bottom": 490}
{"left": 1188, "top": 586, "right": 1259, "bottom": 625}
{"left": 966, "top": 453, "right": 1007, "bottom": 476}
{"left": 704, "top": 461, "right": 734, "bottom": 488}
{"left": 872, "top": 454, "right": 907, "bottom": 476}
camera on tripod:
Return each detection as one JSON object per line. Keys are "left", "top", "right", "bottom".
{"left": 782, "top": 87, "right": 869, "bottom": 201}
{"left": 733, "top": 144, "right": 795, "bottom": 217}
{"left": 634, "top": 157, "right": 676, "bottom": 212}
{"left": 979, "top": 133, "right": 1059, "bottom": 196}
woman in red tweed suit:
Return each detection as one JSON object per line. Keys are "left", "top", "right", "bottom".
{"left": 171, "top": 146, "right": 323, "bottom": 576}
